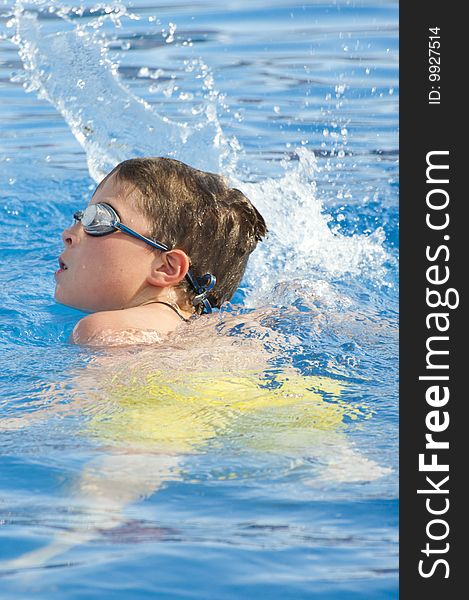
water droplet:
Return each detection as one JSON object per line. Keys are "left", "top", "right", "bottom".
{"left": 179, "top": 92, "right": 194, "bottom": 101}
{"left": 165, "top": 22, "right": 177, "bottom": 44}
{"left": 335, "top": 84, "right": 346, "bottom": 95}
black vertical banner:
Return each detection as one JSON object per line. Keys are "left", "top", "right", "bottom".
{"left": 400, "top": 2, "right": 463, "bottom": 598}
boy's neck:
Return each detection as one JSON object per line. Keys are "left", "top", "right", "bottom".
{"left": 132, "top": 288, "right": 194, "bottom": 319}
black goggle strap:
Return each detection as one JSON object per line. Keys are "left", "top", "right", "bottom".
{"left": 185, "top": 271, "right": 216, "bottom": 314}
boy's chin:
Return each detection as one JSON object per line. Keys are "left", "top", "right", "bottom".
{"left": 54, "top": 288, "right": 87, "bottom": 312}
{"left": 54, "top": 286, "right": 68, "bottom": 305}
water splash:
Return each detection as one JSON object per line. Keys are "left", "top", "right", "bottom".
{"left": 5, "top": 0, "right": 392, "bottom": 307}
{"left": 236, "top": 148, "right": 390, "bottom": 307}
{"left": 7, "top": 0, "right": 227, "bottom": 180}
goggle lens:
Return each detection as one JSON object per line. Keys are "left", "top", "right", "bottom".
{"left": 74, "top": 203, "right": 118, "bottom": 236}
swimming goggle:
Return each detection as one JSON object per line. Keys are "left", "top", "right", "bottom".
{"left": 73, "top": 202, "right": 216, "bottom": 313}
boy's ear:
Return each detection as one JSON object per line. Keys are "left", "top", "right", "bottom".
{"left": 146, "top": 249, "right": 190, "bottom": 288}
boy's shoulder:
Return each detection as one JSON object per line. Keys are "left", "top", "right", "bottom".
{"left": 70, "top": 308, "right": 168, "bottom": 346}
{"left": 70, "top": 311, "right": 126, "bottom": 346}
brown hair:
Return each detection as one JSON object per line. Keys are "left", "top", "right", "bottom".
{"left": 106, "top": 157, "right": 267, "bottom": 310}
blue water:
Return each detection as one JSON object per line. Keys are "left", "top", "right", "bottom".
{"left": 0, "top": 1, "right": 398, "bottom": 598}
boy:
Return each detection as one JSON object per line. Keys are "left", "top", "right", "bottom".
{"left": 55, "top": 157, "right": 267, "bottom": 345}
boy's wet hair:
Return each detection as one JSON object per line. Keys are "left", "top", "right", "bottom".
{"left": 106, "top": 157, "right": 267, "bottom": 310}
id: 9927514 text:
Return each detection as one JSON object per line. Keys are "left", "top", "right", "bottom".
{"left": 428, "top": 27, "right": 441, "bottom": 105}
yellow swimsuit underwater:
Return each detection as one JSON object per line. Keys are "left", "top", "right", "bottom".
{"left": 87, "top": 370, "right": 370, "bottom": 454}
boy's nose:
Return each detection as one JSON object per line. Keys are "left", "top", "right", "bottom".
{"left": 61, "top": 223, "right": 80, "bottom": 246}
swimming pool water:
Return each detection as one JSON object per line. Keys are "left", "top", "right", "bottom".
{"left": 0, "top": 1, "right": 398, "bottom": 598}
